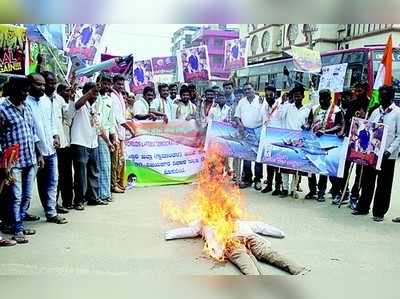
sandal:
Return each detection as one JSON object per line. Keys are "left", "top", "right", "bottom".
{"left": 23, "top": 214, "right": 40, "bottom": 221}
{"left": 392, "top": 217, "right": 400, "bottom": 223}
{"left": 12, "top": 233, "right": 29, "bottom": 244}
{"left": 0, "top": 239, "right": 17, "bottom": 247}
{"left": 47, "top": 215, "right": 68, "bottom": 224}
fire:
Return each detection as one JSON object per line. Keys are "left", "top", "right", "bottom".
{"left": 162, "top": 146, "right": 249, "bottom": 261}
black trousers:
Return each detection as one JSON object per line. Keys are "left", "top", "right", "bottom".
{"left": 356, "top": 158, "right": 396, "bottom": 217}
{"left": 71, "top": 145, "right": 99, "bottom": 205}
{"left": 341, "top": 161, "right": 363, "bottom": 197}
{"left": 242, "top": 160, "right": 263, "bottom": 183}
{"left": 308, "top": 174, "right": 328, "bottom": 196}
{"left": 57, "top": 147, "right": 74, "bottom": 207}
{"left": 266, "top": 166, "right": 282, "bottom": 189}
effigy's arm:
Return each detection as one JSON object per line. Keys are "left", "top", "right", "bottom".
{"left": 165, "top": 223, "right": 202, "bottom": 240}
{"left": 245, "top": 221, "right": 286, "bottom": 238}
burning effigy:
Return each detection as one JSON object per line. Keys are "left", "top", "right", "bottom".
{"left": 161, "top": 147, "right": 310, "bottom": 275}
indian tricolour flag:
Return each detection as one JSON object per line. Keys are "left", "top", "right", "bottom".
{"left": 368, "top": 34, "right": 393, "bottom": 112}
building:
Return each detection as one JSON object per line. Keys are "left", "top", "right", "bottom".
{"left": 241, "top": 24, "right": 400, "bottom": 65}
{"left": 191, "top": 26, "right": 239, "bottom": 80}
{"left": 171, "top": 25, "right": 201, "bottom": 57}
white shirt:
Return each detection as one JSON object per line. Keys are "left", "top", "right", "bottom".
{"left": 280, "top": 102, "right": 312, "bottom": 130}
{"left": 110, "top": 91, "right": 126, "bottom": 141}
{"left": 68, "top": 102, "right": 99, "bottom": 149}
{"left": 369, "top": 103, "right": 400, "bottom": 159}
{"left": 234, "top": 95, "right": 264, "bottom": 128}
{"left": 26, "top": 95, "right": 57, "bottom": 156}
{"left": 262, "top": 98, "right": 283, "bottom": 128}
{"left": 133, "top": 98, "right": 150, "bottom": 116}
{"left": 174, "top": 101, "right": 196, "bottom": 120}
{"left": 48, "top": 93, "right": 70, "bottom": 148}
{"left": 150, "top": 97, "right": 175, "bottom": 120}
{"left": 208, "top": 103, "right": 231, "bottom": 122}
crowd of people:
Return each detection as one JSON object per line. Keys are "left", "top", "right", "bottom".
{"left": 0, "top": 71, "right": 399, "bottom": 247}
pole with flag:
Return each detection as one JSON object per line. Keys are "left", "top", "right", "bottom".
{"left": 368, "top": 34, "right": 393, "bottom": 113}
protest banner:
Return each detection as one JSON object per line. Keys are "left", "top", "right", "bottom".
{"left": 347, "top": 117, "right": 388, "bottom": 170}
{"left": 291, "top": 46, "right": 321, "bottom": 73}
{"left": 124, "top": 120, "right": 205, "bottom": 187}
{"left": 66, "top": 24, "right": 106, "bottom": 63}
{"left": 151, "top": 56, "right": 177, "bottom": 75}
{"left": 100, "top": 53, "right": 133, "bottom": 76}
{"left": 205, "top": 120, "right": 261, "bottom": 162}
{"left": 318, "top": 63, "right": 348, "bottom": 92}
{"left": 0, "top": 24, "right": 27, "bottom": 76}
{"left": 257, "top": 127, "right": 349, "bottom": 177}
{"left": 131, "top": 59, "right": 154, "bottom": 94}
{"left": 224, "top": 38, "right": 247, "bottom": 71}
{"left": 179, "top": 45, "right": 210, "bottom": 82}
{"left": 25, "top": 24, "right": 65, "bottom": 50}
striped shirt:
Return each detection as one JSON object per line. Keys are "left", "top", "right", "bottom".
{"left": 0, "top": 98, "right": 38, "bottom": 168}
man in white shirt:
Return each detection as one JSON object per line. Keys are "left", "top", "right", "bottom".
{"left": 68, "top": 82, "right": 107, "bottom": 210}
{"left": 151, "top": 83, "right": 174, "bottom": 121}
{"left": 208, "top": 93, "right": 231, "bottom": 123}
{"left": 234, "top": 82, "right": 264, "bottom": 190}
{"left": 174, "top": 85, "right": 196, "bottom": 121}
{"left": 133, "top": 86, "right": 157, "bottom": 121}
{"left": 353, "top": 85, "right": 400, "bottom": 222}
{"left": 168, "top": 83, "right": 180, "bottom": 103}
{"left": 260, "top": 86, "right": 283, "bottom": 195}
{"left": 26, "top": 73, "right": 67, "bottom": 224}
{"left": 109, "top": 75, "right": 135, "bottom": 193}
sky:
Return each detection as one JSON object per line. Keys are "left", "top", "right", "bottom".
{"left": 99, "top": 24, "right": 188, "bottom": 60}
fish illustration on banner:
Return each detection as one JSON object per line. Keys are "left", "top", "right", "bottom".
{"left": 257, "top": 127, "right": 349, "bottom": 177}
{"left": 151, "top": 56, "right": 177, "bottom": 75}
{"left": 224, "top": 38, "right": 246, "bottom": 71}
{"left": 131, "top": 59, "right": 154, "bottom": 93}
{"left": 205, "top": 120, "right": 261, "bottom": 162}
{"left": 66, "top": 24, "right": 106, "bottom": 63}
{"left": 101, "top": 53, "right": 133, "bottom": 75}
{"left": 179, "top": 45, "right": 210, "bottom": 82}
{"left": 347, "top": 117, "right": 388, "bottom": 170}
{"left": 291, "top": 46, "right": 321, "bottom": 73}
{"left": 0, "top": 24, "right": 27, "bottom": 76}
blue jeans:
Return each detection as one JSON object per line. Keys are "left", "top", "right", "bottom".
{"left": 37, "top": 154, "right": 58, "bottom": 219}
{"left": 9, "top": 165, "right": 36, "bottom": 234}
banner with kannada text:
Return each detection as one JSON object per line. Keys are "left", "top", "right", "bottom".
{"left": 0, "top": 24, "right": 27, "bottom": 76}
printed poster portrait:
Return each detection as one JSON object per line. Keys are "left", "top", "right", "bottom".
{"left": 347, "top": 117, "right": 388, "bottom": 170}
{"left": 224, "top": 38, "right": 246, "bottom": 71}
{"left": 0, "top": 24, "right": 27, "bottom": 75}
{"left": 257, "top": 127, "right": 349, "bottom": 177}
{"left": 66, "top": 24, "right": 106, "bottom": 63}
{"left": 151, "top": 56, "right": 177, "bottom": 75}
{"left": 180, "top": 45, "right": 210, "bottom": 82}
{"left": 131, "top": 59, "right": 154, "bottom": 94}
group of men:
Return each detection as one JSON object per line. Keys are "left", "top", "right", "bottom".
{"left": 0, "top": 72, "right": 134, "bottom": 245}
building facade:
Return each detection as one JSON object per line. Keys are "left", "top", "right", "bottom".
{"left": 171, "top": 25, "right": 201, "bottom": 57}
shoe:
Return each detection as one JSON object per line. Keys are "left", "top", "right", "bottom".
{"left": 392, "top": 217, "right": 400, "bottom": 223}
{"left": 304, "top": 192, "right": 317, "bottom": 200}
{"left": 112, "top": 186, "right": 125, "bottom": 193}
{"left": 23, "top": 228, "right": 36, "bottom": 235}
{"left": 23, "top": 213, "right": 40, "bottom": 221}
{"left": 332, "top": 195, "right": 348, "bottom": 205}
{"left": 56, "top": 205, "right": 69, "bottom": 214}
{"left": 261, "top": 185, "right": 272, "bottom": 193}
{"left": 12, "top": 232, "right": 28, "bottom": 244}
{"left": 87, "top": 199, "right": 109, "bottom": 206}
{"left": 103, "top": 197, "right": 113, "bottom": 203}
{"left": 74, "top": 203, "right": 85, "bottom": 211}
{"left": 239, "top": 181, "right": 252, "bottom": 189}
{"left": 316, "top": 194, "right": 325, "bottom": 202}
{"left": 65, "top": 204, "right": 74, "bottom": 210}
{"left": 351, "top": 210, "right": 369, "bottom": 216}
{"left": 0, "top": 239, "right": 17, "bottom": 247}
{"left": 373, "top": 216, "right": 384, "bottom": 222}
{"left": 254, "top": 182, "right": 262, "bottom": 191}
{"left": 47, "top": 215, "right": 68, "bottom": 224}
{"left": 271, "top": 189, "right": 281, "bottom": 196}
{"left": 279, "top": 190, "right": 289, "bottom": 198}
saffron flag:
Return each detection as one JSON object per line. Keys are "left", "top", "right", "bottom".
{"left": 369, "top": 34, "right": 393, "bottom": 112}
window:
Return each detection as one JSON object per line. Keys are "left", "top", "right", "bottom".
{"left": 321, "top": 54, "right": 343, "bottom": 66}
{"left": 250, "top": 35, "right": 259, "bottom": 55}
{"left": 214, "top": 38, "right": 224, "bottom": 48}
{"left": 212, "top": 55, "right": 223, "bottom": 65}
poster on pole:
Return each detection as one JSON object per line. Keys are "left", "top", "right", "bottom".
{"left": 347, "top": 117, "right": 388, "bottom": 170}
{"left": 66, "top": 24, "right": 106, "bottom": 63}
{"left": 257, "top": 127, "right": 349, "bottom": 177}
{"left": 131, "top": 59, "right": 154, "bottom": 94}
{"left": 224, "top": 38, "right": 247, "bottom": 71}
{"left": 291, "top": 46, "right": 321, "bottom": 73}
{"left": 205, "top": 120, "right": 261, "bottom": 162}
{"left": 0, "top": 24, "right": 27, "bottom": 76}
{"left": 179, "top": 45, "right": 210, "bottom": 82}
{"left": 318, "top": 63, "right": 348, "bottom": 92}
{"left": 124, "top": 120, "right": 205, "bottom": 187}
{"left": 25, "top": 24, "right": 66, "bottom": 50}
{"left": 151, "top": 56, "right": 177, "bottom": 75}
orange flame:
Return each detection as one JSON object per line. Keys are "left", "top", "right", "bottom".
{"left": 162, "top": 145, "right": 249, "bottom": 261}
